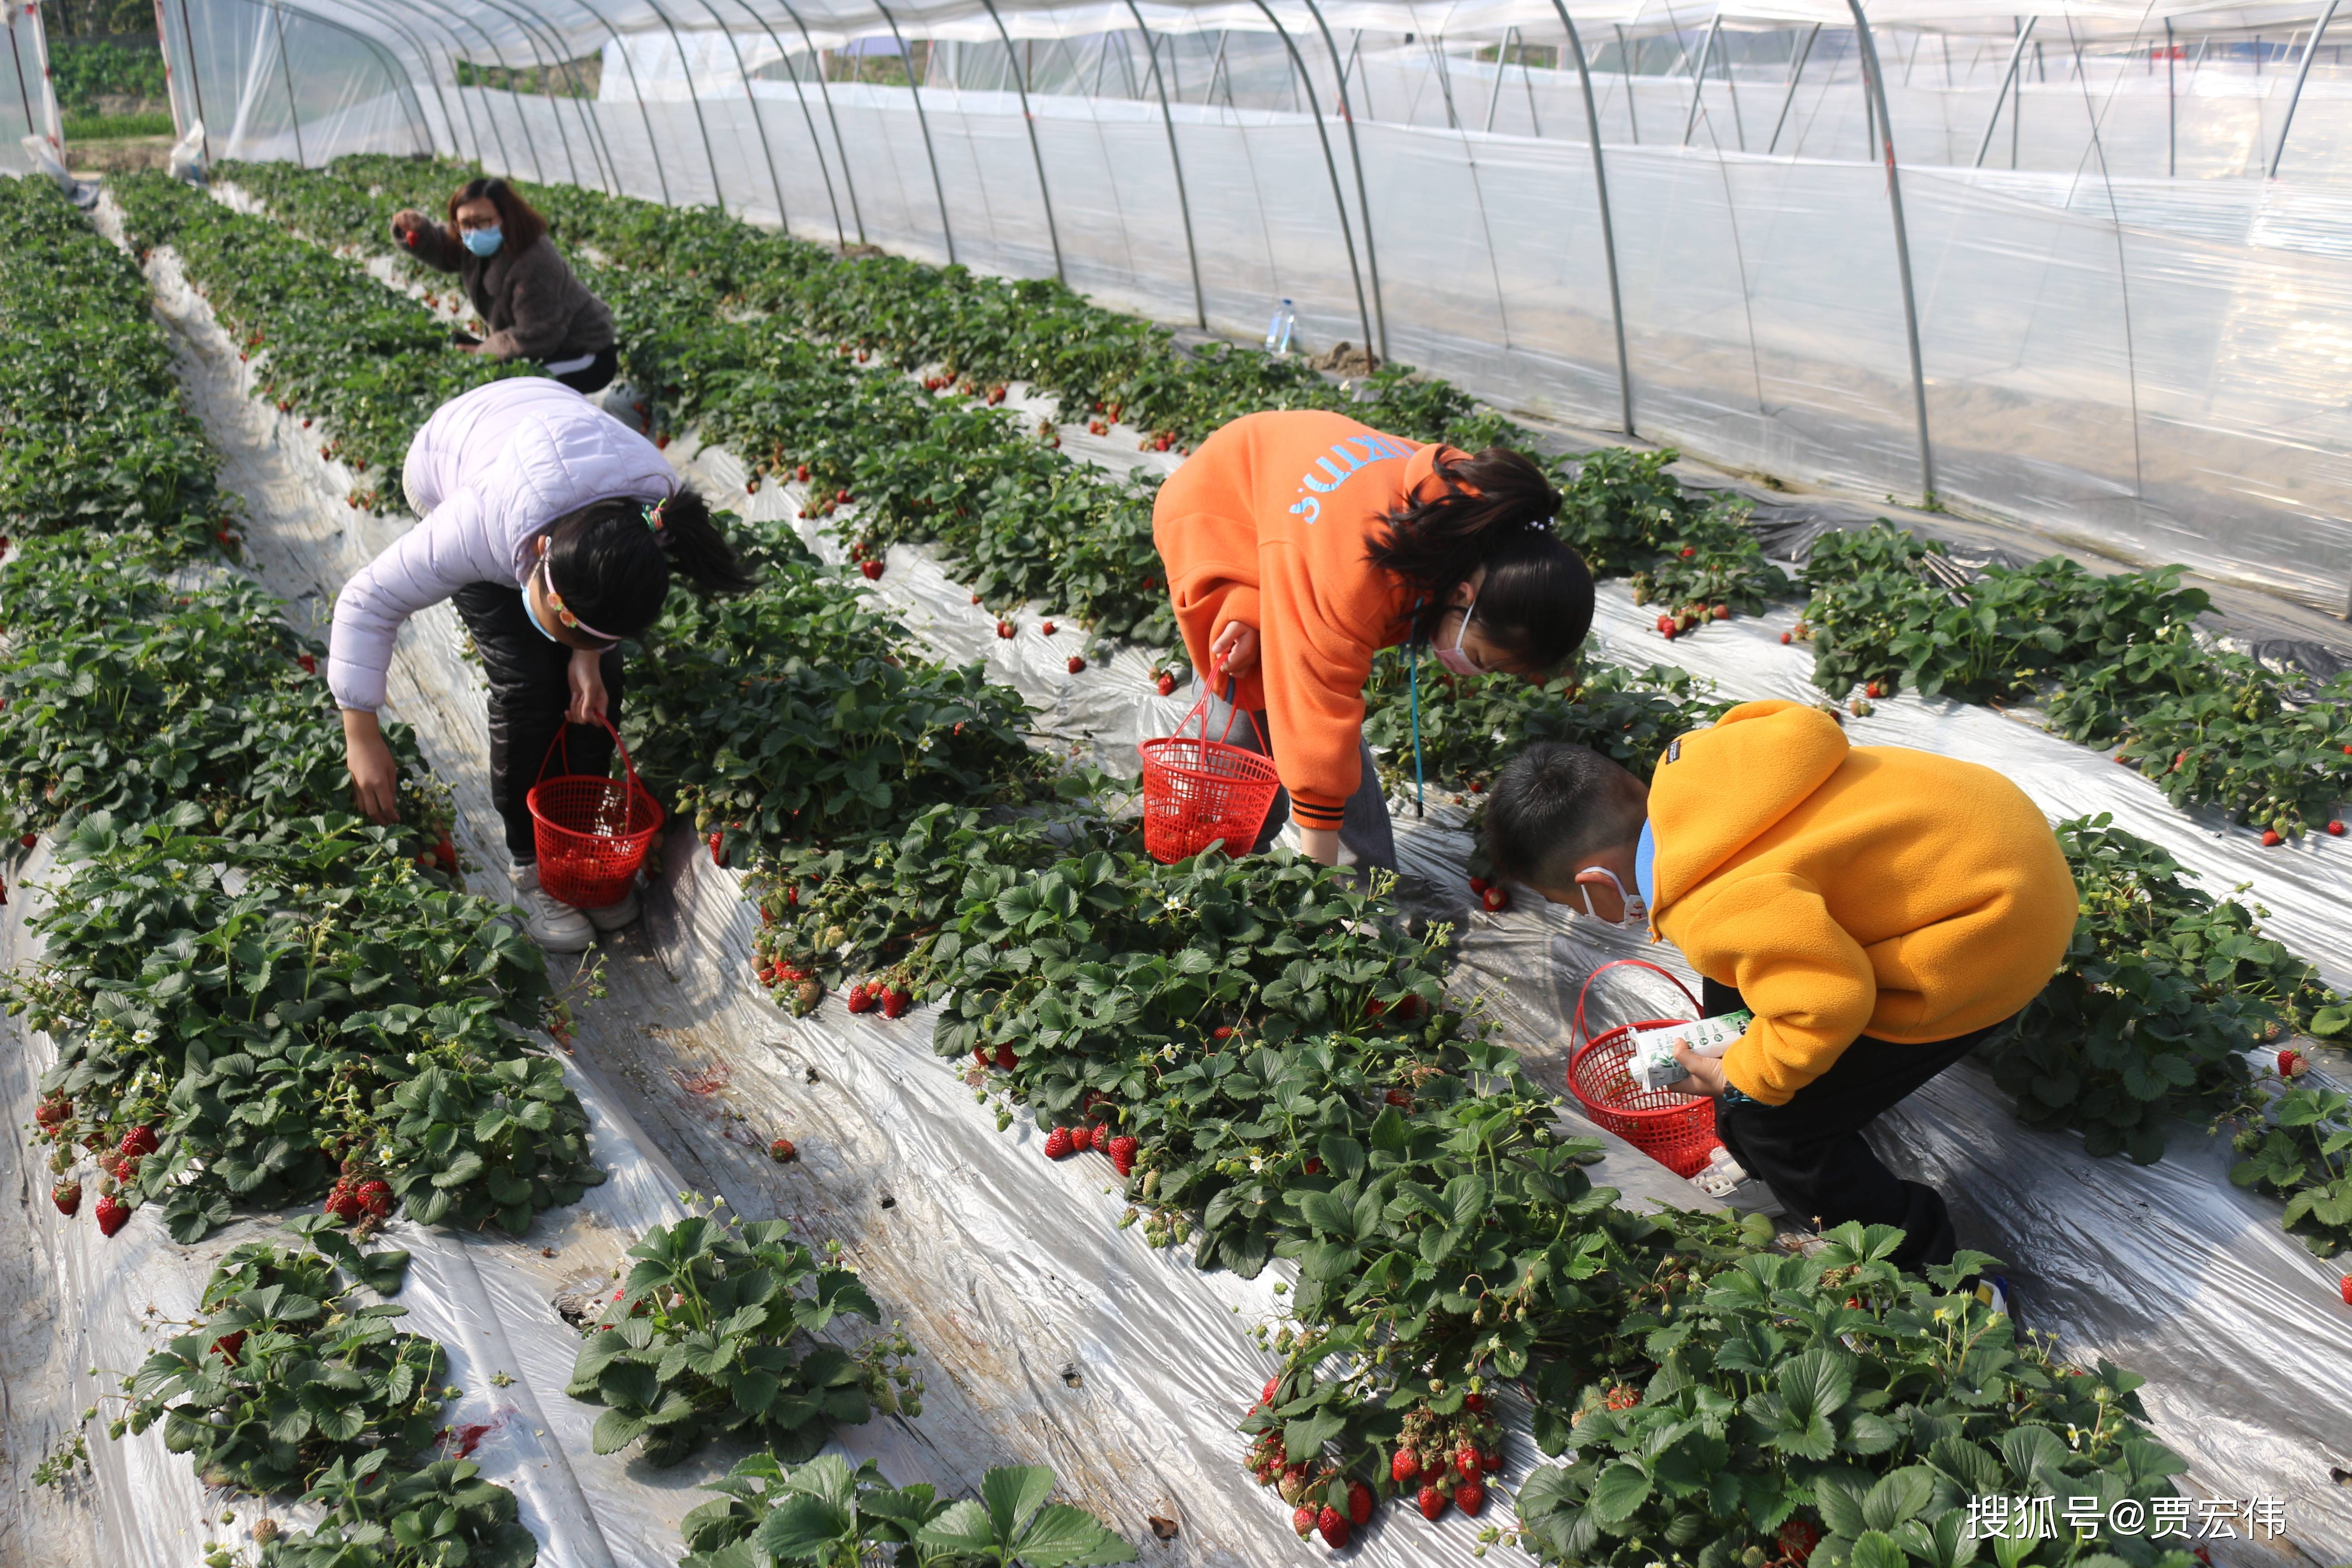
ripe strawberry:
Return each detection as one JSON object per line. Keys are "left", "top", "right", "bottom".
{"left": 433, "top": 836, "right": 458, "bottom": 873}
{"left": 2262, "top": 828, "right": 2283, "bottom": 848}
{"left": 325, "top": 1184, "right": 364, "bottom": 1225}
{"left": 297, "top": 652, "right": 316, "bottom": 674}
{"left": 1347, "top": 1480, "right": 1373, "bottom": 1526}
{"left": 1106, "top": 1135, "right": 1139, "bottom": 1177}
{"left": 707, "top": 830, "right": 726, "bottom": 866}
{"left": 1260, "top": 1375, "right": 1281, "bottom": 1406}
{"left": 1213, "top": 1026, "right": 1235, "bottom": 1040}
{"left": 2330, "top": 821, "right": 2346, "bottom": 836}
{"left": 1865, "top": 681, "right": 1885, "bottom": 700}
{"left": 2339, "top": 1275, "right": 2352, "bottom": 1307}
{"left": 120, "top": 1125, "right": 158, "bottom": 1159}
{"left": 996, "top": 620, "right": 1014, "bottom": 639}
{"left": 881, "top": 987, "right": 911, "bottom": 1019}
{"left": 1604, "top": 1384, "right": 1641, "bottom": 1411}
{"left": 1316, "top": 1506, "right": 1348, "bottom": 1548}
{"left": 95, "top": 1193, "right": 130, "bottom": 1236}
{"left": 1069, "top": 1124, "right": 1094, "bottom": 1152}
{"left": 770, "top": 1137, "right": 799, "bottom": 1163}
{"left": 1711, "top": 605, "right": 1730, "bottom": 621}
{"left": 1156, "top": 673, "right": 1177, "bottom": 696}
{"left": 112, "top": 1155, "right": 141, "bottom": 1184}
{"left": 1779, "top": 1518, "right": 1822, "bottom": 1566}
{"left": 1417, "top": 1485, "right": 1448, "bottom": 1521}
{"left": 358, "top": 1180, "right": 393, "bottom": 1218}
{"left": 1302, "top": 1157, "right": 1323, "bottom": 1176}
{"left": 1679, "top": 546, "right": 1697, "bottom": 559}
{"left": 1385, "top": 1088, "right": 1412, "bottom": 1107}
{"left": 1392, "top": 1448, "right": 1420, "bottom": 1485}
{"left": 973, "top": 1046, "right": 990, "bottom": 1068}
{"left": 1045, "top": 1126, "right": 1074, "bottom": 1159}
{"left": 1041, "top": 622, "right": 1057, "bottom": 636}
{"left": 1661, "top": 622, "right": 1677, "bottom": 640}
{"left": 860, "top": 559, "right": 884, "bottom": 581}
{"left": 1481, "top": 1450, "right": 1502, "bottom": 1473}
{"left": 1452, "top": 1477, "right": 1485, "bottom": 1516}
{"left": 1468, "top": 876, "right": 1490, "bottom": 895}
{"left": 971, "top": 593, "right": 983, "bottom": 605}
{"left": 18, "top": 832, "right": 33, "bottom": 848}
{"left": 1654, "top": 613, "right": 1675, "bottom": 635}
{"left": 1480, "top": 885, "right": 1510, "bottom": 913}
{"left": 845, "top": 983, "right": 876, "bottom": 1014}
{"left": 211, "top": 1329, "right": 246, "bottom": 1362}
{"left": 52, "top": 1180, "right": 80, "bottom": 1216}
{"left": 1455, "top": 1445, "right": 1481, "bottom": 1481}
{"left": 796, "top": 464, "right": 811, "bottom": 482}
{"left": 1780, "top": 631, "right": 1793, "bottom": 644}
{"left": 995, "top": 1044, "right": 1018, "bottom": 1071}
{"left": 1067, "top": 655, "right": 1086, "bottom": 675}
{"left": 1292, "top": 1507, "right": 1317, "bottom": 1539}
{"left": 2279, "top": 1049, "right": 2307, "bottom": 1078}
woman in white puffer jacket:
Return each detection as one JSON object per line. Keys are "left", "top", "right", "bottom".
{"left": 330, "top": 377, "right": 753, "bottom": 952}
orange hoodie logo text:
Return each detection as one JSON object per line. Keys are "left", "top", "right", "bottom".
{"left": 1288, "top": 434, "right": 1414, "bottom": 524}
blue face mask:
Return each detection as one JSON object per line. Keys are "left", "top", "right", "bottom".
{"left": 1434, "top": 583, "right": 1483, "bottom": 677}
{"left": 522, "top": 564, "right": 562, "bottom": 644}
{"left": 461, "top": 225, "right": 504, "bottom": 258}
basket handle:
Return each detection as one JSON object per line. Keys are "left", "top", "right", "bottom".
{"left": 1178, "top": 657, "right": 1268, "bottom": 753}
{"left": 1572, "top": 958, "right": 1700, "bottom": 1048}
{"left": 534, "top": 712, "right": 646, "bottom": 797}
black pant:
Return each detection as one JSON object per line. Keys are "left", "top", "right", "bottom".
{"left": 1703, "top": 978, "right": 2005, "bottom": 1274}
{"left": 549, "top": 345, "right": 619, "bottom": 394}
{"left": 451, "top": 582, "right": 626, "bottom": 866}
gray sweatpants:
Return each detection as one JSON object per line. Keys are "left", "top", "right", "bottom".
{"left": 1196, "top": 687, "right": 1396, "bottom": 871}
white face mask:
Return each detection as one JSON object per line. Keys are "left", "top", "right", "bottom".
{"left": 1577, "top": 867, "right": 1649, "bottom": 930}
{"left": 1434, "top": 583, "right": 1482, "bottom": 677}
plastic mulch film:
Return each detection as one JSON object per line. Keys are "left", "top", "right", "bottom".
{"left": 24, "top": 185, "right": 2345, "bottom": 1568}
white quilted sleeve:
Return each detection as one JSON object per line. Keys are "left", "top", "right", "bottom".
{"left": 328, "top": 487, "right": 515, "bottom": 712}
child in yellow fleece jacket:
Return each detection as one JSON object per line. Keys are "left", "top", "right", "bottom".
{"left": 1483, "top": 700, "right": 2078, "bottom": 1272}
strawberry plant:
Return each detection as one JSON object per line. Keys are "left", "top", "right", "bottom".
{"left": 2230, "top": 1083, "right": 2352, "bottom": 1257}
{"left": 255, "top": 1452, "right": 538, "bottom": 1568}
{"left": 1992, "top": 815, "right": 2347, "bottom": 1165}
{"left": 678, "top": 1454, "right": 1133, "bottom": 1568}
{"left": 564, "top": 1209, "right": 916, "bottom": 1465}
{"left": 1512, "top": 1225, "right": 2200, "bottom": 1568}
{"left": 111, "top": 1219, "right": 440, "bottom": 1492}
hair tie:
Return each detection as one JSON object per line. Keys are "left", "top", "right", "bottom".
{"left": 643, "top": 496, "right": 677, "bottom": 547}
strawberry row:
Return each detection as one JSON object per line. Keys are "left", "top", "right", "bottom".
{"left": 167, "top": 164, "right": 2210, "bottom": 1561}
{"left": 0, "top": 175, "right": 554, "bottom": 1568}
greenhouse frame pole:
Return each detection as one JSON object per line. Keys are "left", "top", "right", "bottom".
{"left": 640, "top": 0, "right": 728, "bottom": 206}
{"left": 1122, "top": 0, "right": 1204, "bottom": 325}
{"left": 2268, "top": 0, "right": 2340, "bottom": 176}
{"left": 874, "top": 0, "right": 956, "bottom": 263}
{"left": 678, "top": 0, "right": 791, "bottom": 227}
{"left": 719, "top": 0, "right": 848, "bottom": 247}
{"left": 330, "top": 0, "right": 471, "bottom": 162}
{"left": 270, "top": 2, "right": 436, "bottom": 157}
{"left": 1683, "top": 11, "right": 1721, "bottom": 145}
{"left": 773, "top": 0, "right": 868, "bottom": 244}
{"left": 456, "top": 0, "right": 583, "bottom": 185}
{"left": 466, "top": 0, "right": 617, "bottom": 190}
{"left": 980, "top": 0, "right": 1064, "bottom": 282}
{"left": 1299, "top": 0, "right": 1387, "bottom": 361}
{"left": 1252, "top": 0, "right": 1375, "bottom": 357}
{"left": 1767, "top": 21, "right": 1819, "bottom": 154}
{"left": 5, "top": 15, "right": 34, "bottom": 152}
{"left": 555, "top": 0, "right": 675, "bottom": 204}
{"left": 267, "top": 2, "right": 307, "bottom": 164}
{"left": 407, "top": 2, "right": 519, "bottom": 171}
{"left": 174, "top": 0, "right": 213, "bottom": 163}
{"left": 1847, "top": 0, "right": 1935, "bottom": 505}
{"left": 2165, "top": 19, "right": 2176, "bottom": 176}
{"left": 1551, "top": 0, "right": 1635, "bottom": 437}
{"left": 1972, "top": 17, "right": 2033, "bottom": 168}
{"left": 1614, "top": 24, "right": 1638, "bottom": 142}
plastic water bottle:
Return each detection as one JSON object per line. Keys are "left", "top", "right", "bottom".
{"left": 1263, "top": 299, "right": 1295, "bottom": 355}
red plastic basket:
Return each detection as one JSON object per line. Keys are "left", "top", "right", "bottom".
{"left": 1565, "top": 959, "right": 1723, "bottom": 1178}
{"left": 1136, "top": 674, "right": 1281, "bottom": 864}
{"left": 526, "top": 715, "right": 663, "bottom": 909}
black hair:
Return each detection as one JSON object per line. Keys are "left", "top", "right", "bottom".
{"left": 1483, "top": 742, "right": 1648, "bottom": 890}
{"left": 543, "top": 488, "right": 755, "bottom": 641}
{"left": 1366, "top": 446, "right": 1594, "bottom": 672}
{"left": 446, "top": 176, "right": 548, "bottom": 252}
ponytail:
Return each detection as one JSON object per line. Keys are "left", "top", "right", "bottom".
{"left": 543, "top": 487, "right": 756, "bottom": 642}
{"left": 1366, "top": 446, "right": 1594, "bottom": 673}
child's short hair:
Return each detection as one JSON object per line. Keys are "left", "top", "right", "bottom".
{"left": 1484, "top": 742, "right": 1647, "bottom": 888}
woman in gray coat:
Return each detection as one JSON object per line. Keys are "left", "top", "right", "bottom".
{"left": 390, "top": 176, "right": 619, "bottom": 394}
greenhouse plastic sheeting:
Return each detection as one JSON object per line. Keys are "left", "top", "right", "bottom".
{"left": 152, "top": 0, "right": 2352, "bottom": 615}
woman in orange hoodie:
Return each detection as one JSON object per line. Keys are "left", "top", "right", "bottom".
{"left": 1153, "top": 410, "right": 1596, "bottom": 868}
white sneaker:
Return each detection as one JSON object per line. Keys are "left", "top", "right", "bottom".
{"left": 583, "top": 885, "right": 641, "bottom": 931}
{"left": 514, "top": 864, "right": 594, "bottom": 954}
